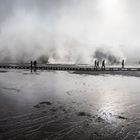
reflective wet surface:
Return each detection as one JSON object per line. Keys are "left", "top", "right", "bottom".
{"left": 0, "top": 70, "right": 140, "bottom": 139}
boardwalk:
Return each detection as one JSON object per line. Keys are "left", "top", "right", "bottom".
{"left": 0, "top": 63, "right": 140, "bottom": 71}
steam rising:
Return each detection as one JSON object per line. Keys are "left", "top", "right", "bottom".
{"left": 94, "top": 47, "right": 124, "bottom": 64}
{"left": 0, "top": 1, "right": 126, "bottom": 64}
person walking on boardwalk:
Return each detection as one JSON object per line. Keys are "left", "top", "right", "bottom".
{"left": 122, "top": 59, "right": 125, "bottom": 68}
{"left": 94, "top": 60, "right": 97, "bottom": 68}
{"left": 33, "top": 60, "right": 37, "bottom": 72}
{"left": 30, "top": 61, "right": 33, "bottom": 72}
{"left": 97, "top": 61, "right": 100, "bottom": 69}
{"left": 102, "top": 60, "right": 105, "bottom": 69}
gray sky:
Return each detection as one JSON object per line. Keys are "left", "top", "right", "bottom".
{"left": 0, "top": 0, "right": 140, "bottom": 63}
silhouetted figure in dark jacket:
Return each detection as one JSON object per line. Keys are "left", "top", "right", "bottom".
{"left": 33, "top": 60, "right": 37, "bottom": 72}
{"left": 97, "top": 61, "right": 100, "bottom": 68}
{"left": 30, "top": 61, "right": 33, "bottom": 72}
{"left": 122, "top": 59, "right": 125, "bottom": 68}
{"left": 94, "top": 60, "right": 97, "bottom": 68}
{"left": 102, "top": 60, "right": 105, "bottom": 69}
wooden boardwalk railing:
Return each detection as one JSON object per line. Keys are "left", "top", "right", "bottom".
{"left": 0, "top": 63, "right": 140, "bottom": 71}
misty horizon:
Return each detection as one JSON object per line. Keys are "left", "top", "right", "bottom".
{"left": 0, "top": 0, "right": 140, "bottom": 64}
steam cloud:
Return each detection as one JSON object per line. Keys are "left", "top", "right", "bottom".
{"left": 0, "top": 1, "right": 125, "bottom": 64}
{"left": 94, "top": 47, "right": 124, "bottom": 65}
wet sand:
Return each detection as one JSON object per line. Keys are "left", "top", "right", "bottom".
{"left": 0, "top": 70, "right": 140, "bottom": 140}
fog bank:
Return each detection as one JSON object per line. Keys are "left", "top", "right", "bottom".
{"left": 1, "top": 0, "right": 140, "bottom": 64}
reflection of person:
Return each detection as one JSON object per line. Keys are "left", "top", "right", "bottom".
{"left": 33, "top": 60, "right": 37, "bottom": 72}
{"left": 122, "top": 59, "right": 124, "bottom": 68}
{"left": 30, "top": 61, "right": 33, "bottom": 72}
{"left": 102, "top": 60, "right": 105, "bottom": 69}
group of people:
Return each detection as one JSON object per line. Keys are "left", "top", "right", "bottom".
{"left": 94, "top": 60, "right": 105, "bottom": 69}
{"left": 30, "top": 59, "right": 125, "bottom": 72}
{"left": 30, "top": 60, "right": 37, "bottom": 72}
{"left": 94, "top": 59, "right": 125, "bottom": 69}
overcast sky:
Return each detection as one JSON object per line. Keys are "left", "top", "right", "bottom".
{"left": 0, "top": 0, "right": 140, "bottom": 63}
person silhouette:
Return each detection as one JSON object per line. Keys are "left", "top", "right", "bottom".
{"left": 94, "top": 60, "right": 97, "bottom": 68}
{"left": 122, "top": 59, "right": 124, "bottom": 68}
{"left": 33, "top": 60, "right": 37, "bottom": 72}
{"left": 97, "top": 61, "right": 100, "bottom": 69}
{"left": 30, "top": 61, "right": 33, "bottom": 72}
{"left": 102, "top": 60, "right": 105, "bottom": 69}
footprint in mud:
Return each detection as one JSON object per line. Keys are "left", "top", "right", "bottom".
{"left": 34, "top": 101, "right": 52, "bottom": 108}
{"left": 114, "top": 115, "right": 128, "bottom": 120}
{"left": 40, "top": 101, "right": 52, "bottom": 105}
{"left": 77, "top": 112, "right": 91, "bottom": 117}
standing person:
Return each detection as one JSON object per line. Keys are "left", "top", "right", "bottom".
{"left": 122, "top": 59, "right": 125, "bottom": 68}
{"left": 30, "top": 61, "right": 33, "bottom": 72}
{"left": 94, "top": 60, "right": 97, "bottom": 68}
{"left": 97, "top": 61, "right": 100, "bottom": 69}
{"left": 102, "top": 60, "right": 105, "bottom": 69}
{"left": 33, "top": 60, "right": 37, "bottom": 72}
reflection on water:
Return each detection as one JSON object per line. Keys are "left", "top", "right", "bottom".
{"left": 0, "top": 70, "right": 140, "bottom": 139}
{"left": 0, "top": 70, "right": 140, "bottom": 118}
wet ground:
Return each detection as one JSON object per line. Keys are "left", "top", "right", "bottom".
{"left": 0, "top": 69, "right": 140, "bottom": 140}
